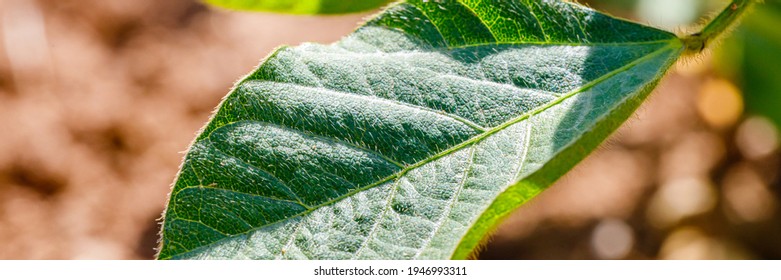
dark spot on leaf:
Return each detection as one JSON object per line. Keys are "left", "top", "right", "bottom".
{"left": 392, "top": 201, "right": 414, "bottom": 215}
{"left": 354, "top": 215, "right": 371, "bottom": 224}
{"left": 354, "top": 216, "right": 373, "bottom": 235}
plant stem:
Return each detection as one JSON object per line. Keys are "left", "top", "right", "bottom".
{"left": 683, "top": 0, "right": 757, "bottom": 54}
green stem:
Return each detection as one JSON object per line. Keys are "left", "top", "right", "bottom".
{"left": 683, "top": 0, "right": 756, "bottom": 54}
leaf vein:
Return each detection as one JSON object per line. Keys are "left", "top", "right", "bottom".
{"left": 247, "top": 80, "right": 488, "bottom": 133}
{"left": 352, "top": 180, "right": 401, "bottom": 259}
{"left": 455, "top": 0, "right": 498, "bottom": 42}
{"left": 177, "top": 185, "right": 306, "bottom": 209}
{"left": 413, "top": 144, "right": 477, "bottom": 259}
{"left": 204, "top": 140, "right": 310, "bottom": 207}
{"left": 276, "top": 219, "right": 305, "bottom": 260}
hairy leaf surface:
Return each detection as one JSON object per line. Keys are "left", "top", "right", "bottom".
{"left": 159, "top": 0, "right": 683, "bottom": 260}
{"left": 203, "top": 0, "right": 390, "bottom": 14}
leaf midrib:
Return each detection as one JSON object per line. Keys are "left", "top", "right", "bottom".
{"left": 172, "top": 39, "right": 679, "bottom": 259}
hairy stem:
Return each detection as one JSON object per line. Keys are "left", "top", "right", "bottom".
{"left": 683, "top": 0, "right": 757, "bottom": 54}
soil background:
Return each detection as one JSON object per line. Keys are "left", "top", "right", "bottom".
{"left": 0, "top": 0, "right": 778, "bottom": 259}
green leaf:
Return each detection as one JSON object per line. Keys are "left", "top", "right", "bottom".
{"left": 158, "top": 0, "right": 683, "bottom": 260}
{"left": 202, "top": 0, "right": 391, "bottom": 14}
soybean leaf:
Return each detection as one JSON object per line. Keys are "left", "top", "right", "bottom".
{"left": 203, "top": 0, "right": 391, "bottom": 14}
{"left": 158, "top": 0, "right": 683, "bottom": 260}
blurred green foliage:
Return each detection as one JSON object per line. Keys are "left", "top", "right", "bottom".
{"left": 715, "top": 0, "right": 781, "bottom": 127}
